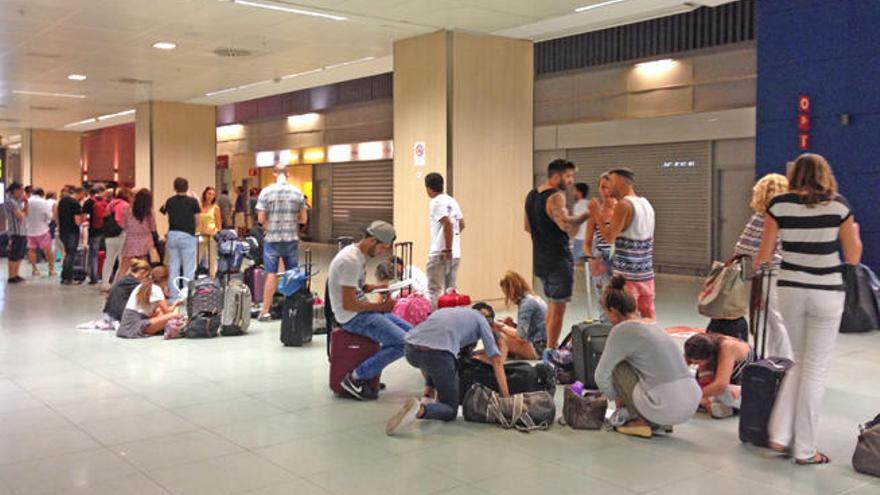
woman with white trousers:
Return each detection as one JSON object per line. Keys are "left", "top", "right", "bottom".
{"left": 755, "top": 153, "right": 862, "bottom": 466}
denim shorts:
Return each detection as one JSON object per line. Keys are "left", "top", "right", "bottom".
{"left": 263, "top": 240, "right": 298, "bottom": 274}
{"left": 538, "top": 262, "right": 574, "bottom": 303}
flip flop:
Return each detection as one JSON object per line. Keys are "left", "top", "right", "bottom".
{"left": 795, "top": 452, "right": 830, "bottom": 465}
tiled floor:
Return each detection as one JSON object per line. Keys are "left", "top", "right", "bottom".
{"left": 0, "top": 242, "right": 878, "bottom": 495}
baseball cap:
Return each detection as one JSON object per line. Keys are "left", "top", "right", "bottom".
{"left": 364, "top": 220, "right": 396, "bottom": 244}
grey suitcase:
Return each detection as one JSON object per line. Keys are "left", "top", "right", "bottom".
{"left": 221, "top": 280, "right": 251, "bottom": 336}
{"left": 570, "top": 322, "right": 612, "bottom": 390}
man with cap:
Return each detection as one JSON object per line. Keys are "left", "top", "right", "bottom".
{"left": 328, "top": 220, "right": 413, "bottom": 400}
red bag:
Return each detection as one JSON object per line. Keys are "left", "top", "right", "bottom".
{"left": 90, "top": 198, "right": 108, "bottom": 230}
{"left": 329, "top": 328, "right": 381, "bottom": 396}
{"left": 437, "top": 289, "right": 472, "bottom": 309}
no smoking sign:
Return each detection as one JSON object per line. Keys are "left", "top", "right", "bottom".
{"left": 413, "top": 141, "right": 426, "bottom": 167}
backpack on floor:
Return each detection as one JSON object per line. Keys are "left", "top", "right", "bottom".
{"left": 186, "top": 277, "right": 223, "bottom": 317}
{"left": 184, "top": 313, "right": 220, "bottom": 338}
{"left": 559, "top": 387, "right": 607, "bottom": 430}
{"left": 462, "top": 384, "right": 556, "bottom": 432}
{"left": 220, "top": 280, "right": 251, "bottom": 336}
{"left": 853, "top": 413, "right": 880, "bottom": 477}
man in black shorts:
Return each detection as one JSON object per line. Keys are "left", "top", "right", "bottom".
{"left": 524, "top": 159, "right": 590, "bottom": 349}
{"left": 4, "top": 183, "right": 28, "bottom": 284}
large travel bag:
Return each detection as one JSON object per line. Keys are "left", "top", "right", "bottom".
{"left": 853, "top": 413, "right": 880, "bottom": 477}
{"left": 244, "top": 266, "right": 265, "bottom": 304}
{"left": 329, "top": 328, "right": 381, "bottom": 396}
{"left": 839, "top": 263, "right": 880, "bottom": 333}
{"left": 458, "top": 356, "right": 556, "bottom": 402}
{"left": 559, "top": 387, "right": 607, "bottom": 430}
{"left": 72, "top": 244, "right": 89, "bottom": 282}
{"left": 184, "top": 313, "right": 221, "bottom": 338}
{"left": 462, "top": 384, "right": 556, "bottom": 432}
{"left": 570, "top": 322, "right": 612, "bottom": 389}
{"left": 739, "top": 265, "right": 794, "bottom": 446}
{"left": 280, "top": 249, "right": 314, "bottom": 347}
{"left": 221, "top": 280, "right": 251, "bottom": 336}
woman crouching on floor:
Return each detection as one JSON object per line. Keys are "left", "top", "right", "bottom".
{"left": 594, "top": 275, "right": 702, "bottom": 438}
{"left": 117, "top": 265, "right": 183, "bottom": 338}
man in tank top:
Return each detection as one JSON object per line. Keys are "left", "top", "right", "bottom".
{"left": 589, "top": 167, "right": 656, "bottom": 319}
{"left": 524, "top": 159, "right": 591, "bottom": 349}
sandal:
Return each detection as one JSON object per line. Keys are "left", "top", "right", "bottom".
{"left": 795, "top": 452, "right": 830, "bottom": 465}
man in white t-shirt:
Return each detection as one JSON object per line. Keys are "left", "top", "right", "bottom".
{"left": 328, "top": 220, "right": 412, "bottom": 401}
{"left": 571, "top": 183, "right": 589, "bottom": 261}
{"left": 25, "top": 188, "right": 55, "bottom": 277}
{"left": 424, "top": 173, "right": 465, "bottom": 307}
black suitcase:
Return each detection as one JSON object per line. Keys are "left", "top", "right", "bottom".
{"left": 72, "top": 245, "right": 89, "bottom": 282}
{"left": 457, "top": 356, "right": 556, "bottom": 402}
{"left": 739, "top": 265, "right": 794, "bottom": 446}
{"left": 280, "top": 249, "right": 314, "bottom": 347}
{"left": 570, "top": 322, "right": 612, "bottom": 389}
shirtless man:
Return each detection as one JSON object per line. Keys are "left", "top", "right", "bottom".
{"left": 524, "top": 159, "right": 590, "bottom": 349}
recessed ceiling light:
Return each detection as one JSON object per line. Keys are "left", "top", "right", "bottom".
{"left": 97, "top": 109, "right": 135, "bottom": 121}
{"left": 152, "top": 41, "right": 177, "bottom": 50}
{"left": 12, "top": 90, "right": 85, "bottom": 99}
{"left": 634, "top": 58, "right": 677, "bottom": 74}
{"left": 324, "top": 56, "right": 375, "bottom": 70}
{"left": 67, "top": 74, "right": 87, "bottom": 81}
{"left": 575, "top": 0, "right": 628, "bottom": 13}
{"left": 281, "top": 68, "right": 324, "bottom": 80}
{"left": 64, "top": 118, "right": 97, "bottom": 128}
{"left": 231, "top": 0, "right": 346, "bottom": 21}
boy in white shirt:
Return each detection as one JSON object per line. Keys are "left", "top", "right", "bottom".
{"left": 424, "top": 173, "right": 465, "bottom": 307}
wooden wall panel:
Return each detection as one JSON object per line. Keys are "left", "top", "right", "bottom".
{"left": 451, "top": 32, "right": 534, "bottom": 302}
{"left": 30, "top": 129, "right": 81, "bottom": 195}
{"left": 393, "top": 31, "right": 449, "bottom": 272}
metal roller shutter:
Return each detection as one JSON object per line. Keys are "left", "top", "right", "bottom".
{"left": 331, "top": 160, "right": 393, "bottom": 239}
{"left": 566, "top": 142, "right": 713, "bottom": 275}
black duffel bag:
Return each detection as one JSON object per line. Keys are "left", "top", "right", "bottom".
{"left": 458, "top": 356, "right": 555, "bottom": 402}
{"left": 839, "top": 264, "right": 880, "bottom": 333}
{"left": 184, "top": 313, "right": 221, "bottom": 339}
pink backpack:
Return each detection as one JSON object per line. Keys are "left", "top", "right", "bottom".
{"left": 393, "top": 294, "right": 432, "bottom": 326}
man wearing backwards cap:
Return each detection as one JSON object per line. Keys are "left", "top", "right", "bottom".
{"left": 328, "top": 220, "right": 413, "bottom": 400}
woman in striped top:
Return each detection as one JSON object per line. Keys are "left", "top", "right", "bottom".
{"left": 755, "top": 153, "right": 862, "bottom": 466}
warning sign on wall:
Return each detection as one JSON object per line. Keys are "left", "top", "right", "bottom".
{"left": 413, "top": 141, "right": 426, "bottom": 167}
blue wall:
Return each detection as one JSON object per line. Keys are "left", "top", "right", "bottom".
{"left": 756, "top": 0, "right": 880, "bottom": 270}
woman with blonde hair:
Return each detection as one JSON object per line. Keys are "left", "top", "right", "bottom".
{"left": 497, "top": 270, "right": 548, "bottom": 358}
{"left": 197, "top": 186, "right": 222, "bottom": 277}
{"left": 708, "top": 173, "right": 792, "bottom": 352}
{"left": 756, "top": 153, "right": 862, "bottom": 465}
{"left": 116, "top": 265, "right": 182, "bottom": 338}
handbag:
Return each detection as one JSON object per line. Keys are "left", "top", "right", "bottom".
{"left": 462, "top": 384, "right": 556, "bottom": 432}
{"left": 559, "top": 387, "right": 607, "bottom": 430}
{"left": 839, "top": 264, "right": 880, "bottom": 333}
{"left": 853, "top": 413, "right": 880, "bottom": 477}
{"left": 698, "top": 255, "right": 750, "bottom": 319}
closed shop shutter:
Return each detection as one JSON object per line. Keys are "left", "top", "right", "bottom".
{"left": 566, "top": 141, "right": 712, "bottom": 275}
{"left": 331, "top": 160, "right": 393, "bottom": 239}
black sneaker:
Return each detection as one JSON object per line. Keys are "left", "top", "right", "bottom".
{"left": 340, "top": 373, "right": 378, "bottom": 401}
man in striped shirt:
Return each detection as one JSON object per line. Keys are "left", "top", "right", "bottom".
{"left": 589, "top": 167, "right": 656, "bottom": 319}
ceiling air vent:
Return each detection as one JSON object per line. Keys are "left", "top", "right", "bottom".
{"left": 0, "top": 117, "right": 21, "bottom": 123}
{"left": 30, "top": 106, "right": 58, "bottom": 112}
{"left": 213, "top": 47, "right": 253, "bottom": 58}
{"left": 25, "top": 51, "right": 62, "bottom": 59}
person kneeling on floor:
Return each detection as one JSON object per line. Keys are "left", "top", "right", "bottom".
{"left": 117, "top": 265, "right": 183, "bottom": 338}
{"left": 329, "top": 220, "right": 412, "bottom": 400}
{"left": 386, "top": 303, "right": 510, "bottom": 435}
{"left": 684, "top": 333, "right": 755, "bottom": 419}
{"left": 594, "top": 275, "right": 701, "bottom": 438}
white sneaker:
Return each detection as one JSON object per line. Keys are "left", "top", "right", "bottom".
{"left": 386, "top": 397, "right": 420, "bottom": 436}
{"left": 710, "top": 402, "right": 734, "bottom": 419}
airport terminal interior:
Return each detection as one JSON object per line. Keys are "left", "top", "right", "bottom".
{"left": 1, "top": 0, "right": 880, "bottom": 494}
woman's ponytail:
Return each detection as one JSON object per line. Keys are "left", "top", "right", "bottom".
{"left": 602, "top": 274, "right": 637, "bottom": 316}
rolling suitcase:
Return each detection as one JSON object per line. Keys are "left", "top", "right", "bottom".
{"left": 220, "top": 279, "right": 251, "bottom": 336}
{"left": 280, "top": 249, "right": 314, "bottom": 347}
{"left": 244, "top": 265, "right": 265, "bottom": 304}
{"left": 72, "top": 225, "right": 89, "bottom": 283}
{"left": 570, "top": 322, "right": 612, "bottom": 389}
{"left": 329, "top": 328, "right": 381, "bottom": 396}
{"left": 739, "top": 264, "right": 794, "bottom": 446}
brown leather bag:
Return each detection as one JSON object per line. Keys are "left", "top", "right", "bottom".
{"left": 559, "top": 387, "right": 607, "bottom": 430}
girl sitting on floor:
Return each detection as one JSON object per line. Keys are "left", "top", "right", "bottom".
{"left": 116, "top": 265, "right": 182, "bottom": 338}
{"left": 684, "top": 332, "right": 755, "bottom": 419}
